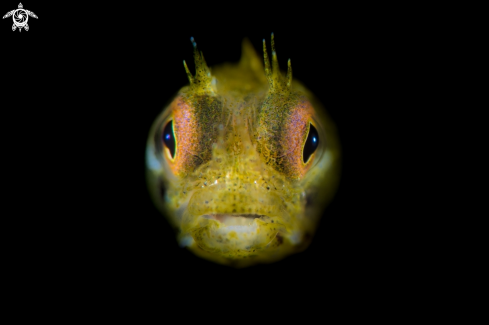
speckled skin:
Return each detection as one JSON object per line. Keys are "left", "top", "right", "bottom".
{"left": 146, "top": 36, "right": 340, "bottom": 267}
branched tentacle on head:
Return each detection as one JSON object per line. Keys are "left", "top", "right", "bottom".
{"left": 183, "top": 37, "right": 215, "bottom": 95}
{"left": 263, "top": 33, "right": 293, "bottom": 94}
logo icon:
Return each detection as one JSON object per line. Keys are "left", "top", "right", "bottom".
{"left": 3, "top": 3, "right": 37, "bottom": 32}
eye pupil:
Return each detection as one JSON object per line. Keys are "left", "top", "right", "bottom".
{"left": 163, "top": 120, "right": 176, "bottom": 159}
{"left": 303, "top": 123, "right": 319, "bottom": 163}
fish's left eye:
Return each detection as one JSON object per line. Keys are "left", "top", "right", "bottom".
{"left": 162, "top": 120, "right": 176, "bottom": 159}
{"left": 303, "top": 123, "right": 319, "bottom": 163}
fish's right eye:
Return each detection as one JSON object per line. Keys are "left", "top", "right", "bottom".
{"left": 162, "top": 120, "right": 176, "bottom": 160}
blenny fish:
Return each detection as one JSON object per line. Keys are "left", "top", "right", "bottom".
{"left": 146, "top": 34, "right": 340, "bottom": 267}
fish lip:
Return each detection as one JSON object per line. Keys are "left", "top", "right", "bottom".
{"left": 200, "top": 214, "right": 269, "bottom": 227}
{"left": 202, "top": 213, "right": 265, "bottom": 222}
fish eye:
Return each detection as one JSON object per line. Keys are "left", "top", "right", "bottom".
{"left": 303, "top": 123, "right": 319, "bottom": 164}
{"left": 162, "top": 120, "right": 176, "bottom": 159}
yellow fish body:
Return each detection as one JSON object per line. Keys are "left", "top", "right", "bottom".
{"left": 146, "top": 35, "right": 340, "bottom": 267}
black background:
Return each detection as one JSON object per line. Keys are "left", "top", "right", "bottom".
{"left": 2, "top": 2, "right": 435, "bottom": 310}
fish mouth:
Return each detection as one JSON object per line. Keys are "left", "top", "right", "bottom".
{"left": 179, "top": 186, "right": 298, "bottom": 259}
{"left": 181, "top": 212, "right": 288, "bottom": 258}
{"left": 199, "top": 213, "right": 273, "bottom": 239}
{"left": 202, "top": 213, "right": 265, "bottom": 226}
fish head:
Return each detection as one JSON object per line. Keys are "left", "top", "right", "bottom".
{"left": 146, "top": 36, "right": 340, "bottom": 267}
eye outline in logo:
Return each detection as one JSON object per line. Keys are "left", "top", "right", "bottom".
{"left": 3, "top": 3, "right": 38, "bottom": 32}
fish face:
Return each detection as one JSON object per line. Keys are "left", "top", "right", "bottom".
{"left": 146, "top": 36, "right": 340, "bottom": 267}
